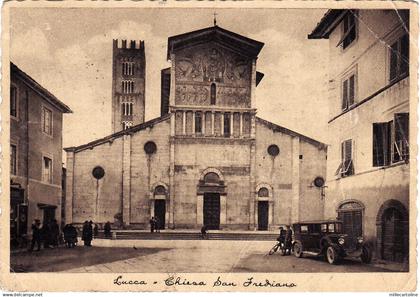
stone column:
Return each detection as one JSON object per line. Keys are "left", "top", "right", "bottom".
{"left": 239, "top": 112, "right": 243, "bottom": 137}
{"left": 169, "top": 138, "right": 175, "bottom": 228}
{"left": 254, "top": 200, "right": 259, "bottom": 228}
{"left": 250, "top": 112, "right": 256, "bottom": 138}
{"left": 202, "top": 111, "right": 206, "bottom": 135}
{"left": 122, "top": 134, "right": 131, "bottom": 226}
{"left": 150, "top": 199, "right": 155, "bottom": 219}
{"left": 65, "top": 150, "right": 75, "bottom": 223}
{"left": 249, "top": 140, "right": 257, "bottom": 230}
{"left": 220, "top": 194, "right": 227, "bottom": 228}
{"left": 230, "top": 112, "right": 234, "bottom": 138}
{"left": 221, "top": 113, "right": 224, "bottom": 136}
{"left": 211, "top": 111, "right": 215, "bottom": 136}
{"left": 196, "top": 195, "right": 203, "bottom": 226}
{"left": 182, "top": 110, "right": 186, "bottom": 135}
{"left": 192, "top": 111, "right": 196, "bottom": 136}
{"left": 269, "top": 200, "right": 274, "bottom": 230}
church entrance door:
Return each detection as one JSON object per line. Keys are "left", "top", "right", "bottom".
{"left": 203, "top": 193, "right": 220, "bottom": 230}
{"left": 154, "top": 200, "right": 166, "bottom": 230}
{"left": 258, "top": 201, "right": 269, "bottom": 230}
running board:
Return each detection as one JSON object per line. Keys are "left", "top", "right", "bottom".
{"left": 302, "top": 251, "right": 321, "bottom": 256}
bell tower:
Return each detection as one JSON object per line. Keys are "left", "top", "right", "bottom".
{"left": 112, "top": 39, "right": 146, "bottom": 132}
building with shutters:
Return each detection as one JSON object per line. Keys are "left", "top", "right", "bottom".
{"left": 64, "top": 25, "right": 327, "bottom": 231}
{"left": 309, "top": 9, "right": 410, "bottom": 263}
{"left": 10, "top": 62, "right": 72, "bottom": 246}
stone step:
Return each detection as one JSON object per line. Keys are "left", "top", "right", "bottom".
{"left": 95, "top": 231, "right": 278, "bottom": 241}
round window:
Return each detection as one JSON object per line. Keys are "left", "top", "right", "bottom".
{"left": 144, "top": 141, "right": 157, "bottom": 155}
{"left": 92, "top": 166, "right": 105, "bottom": 180}
{"left": 313, "top": 176, "right": 325, "bottom": 188}
{"left": 267, "top": 144, "right": 280, "bottom": 157}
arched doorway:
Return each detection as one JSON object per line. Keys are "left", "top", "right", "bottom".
{"left": 337, "top": 200, "right": 364, "bottom": 249}
{"left": 202, "top": 173, "right": 221, "bottom": 230}
{"left": 153, "top": 185, "right": 167, "bottom": 230}
{"left": 376, "top": 200, "right": 408, "bottom": 262}
{"left": 255, "top": 183, "right": 273, "bottom": 231}
{"left": 257, "top": 187, "right": 269, "bottom": 230}
{"left": 197, "top": 169, "right": 226, "bottom": 230}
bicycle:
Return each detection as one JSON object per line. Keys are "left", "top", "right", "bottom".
{"left": 268, "top": 240, "right": 287, "bottom": 256}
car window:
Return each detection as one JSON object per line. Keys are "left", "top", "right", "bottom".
{"left": 335, "top": 223, "right": 342, "bottom": 233}
{"left": 328, "top": 223, "right": 335, "bottom": 233}
{"left": 309, "top": 224, "right": 321, "bottom": 234}
{"left": 300, "top": 225, "right": 308, "bottom": 233}
{"left": 321, "top": 224, "right": 327, "bottom": 233}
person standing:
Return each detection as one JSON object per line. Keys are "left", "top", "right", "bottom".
{"left": 93, "top": 223, "right": 99, "bottom": 238}
{"left": 278, "top": 227, "right": 286, "bottom": 244}
{"left": 69, "top": 224, "right": 78, "bottom": 248}
{"left": 41, "top": 221, "right": 52, "bottom": 249}
{"left": 149, "top": 217, "right": 155, "bottom": 233}
{"left": 104, "top": 221, "right": 112, "bottom": 238}
{"left": 82, "top": 221, "right": 89, "bottom": 246}
{"left": 154, "top": 217, "right": 160, "bottom": 233}
{"left": 29, "top": 220, "right": 41, "bottom": 252}
{"left": 50, "top": 219, "right": 60, "bottom": 247}
{"left": 87, "top": 221, "right": 93, "bottom": 246}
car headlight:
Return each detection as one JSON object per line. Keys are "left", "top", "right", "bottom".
{"left": 357, "top": 236, "right": 363, "bottom": 243}
{"left": 338, "top": 237, "right": 345, "bottom": 245}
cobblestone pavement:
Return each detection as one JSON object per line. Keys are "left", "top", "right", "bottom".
{"left": 10, "top": 239, "right": 404, "bottom": 273}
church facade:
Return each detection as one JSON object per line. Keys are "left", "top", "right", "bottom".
{"left": 65, "top": 25, "right": 327, "bottom": 230}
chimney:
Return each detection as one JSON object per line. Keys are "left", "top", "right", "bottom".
{"left": 130, "top": 40, "right": 136, "bottom": 49}
{"left": 122, "top": 40, "right": 127, "bottom": 48}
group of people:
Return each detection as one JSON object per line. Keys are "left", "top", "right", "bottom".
{"left": 29, "top": 219, "right": 104, "bottom": 251}
{"left": 29, "top": 219, "right": 60, "bottom": 252}
{"left": 278, "top": 225, "right": 293, "bottom": 255}
{"left": 149, "top": 217, "right": 161, "bottom": 233}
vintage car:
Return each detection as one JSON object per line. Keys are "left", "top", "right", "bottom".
{"left": 291, "top": 220, "right": 372, "bottom": 265}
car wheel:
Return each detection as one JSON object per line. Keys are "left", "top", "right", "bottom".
{"left": 293, "top": 242, "right": 303, "bottom": 258}
{"left": 326, "top": 246, "right": 339, "bottom": 265}
{"left": 361, "top": 246, "right": 372, "bottom": 264}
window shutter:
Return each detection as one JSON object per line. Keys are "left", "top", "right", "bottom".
{"left": 342, "top": 79, "right": 348, "bottom": 110}
{"left": 345, "top": 139, "right": 352, "bottom": 161}
{"left": 385, "top": 121, "right": 392, "bottom": 165}
{"left": 349, "top": 75, "right": 355, "bottom": 105}
{"left": 373, "top": 123, "right": 383, "bottom": 166}
{"left": 400, "top": 34, "right": 409, "bottom": 76}
{"left": 394, "top": 113, "right": 409, "bottom": 160}
{"left": 390, "top": 41, "right": 398, "bottom": 81}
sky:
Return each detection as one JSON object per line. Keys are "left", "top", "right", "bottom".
{"left": 10, "top": 8, "right": 330, "bottom": 149}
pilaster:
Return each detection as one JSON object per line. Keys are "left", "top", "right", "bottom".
{"left": 291, "top": 137, "right": 300, "bottom": 223}
{"left": 122, "top": 134, "right": 132, "bottom": 226}
{"left": 65, "top": 151, "right": 75, "bottom": 224}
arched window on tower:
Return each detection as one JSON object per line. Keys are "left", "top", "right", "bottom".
{"left": 210, "top": 83, "right": 216, "bottom": 105}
